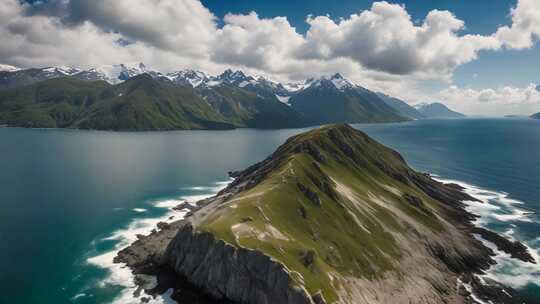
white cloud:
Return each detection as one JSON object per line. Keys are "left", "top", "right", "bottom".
{"left": 300, "top": 2, "right": 500, "bottom": 77}
{"left": 0, "top": 0, "right": 225, "bottom": 72}
{"left": 496, "top": 0, "right": 540, "bottom": 49}
{"left": 212, "top": 11, "right": 307, "bottom": 76}
{"left": 65, "top": 0, "right": 217, "bottom": 57}
{"left": 435, "top": 84, "right": 540, "bottom": 115}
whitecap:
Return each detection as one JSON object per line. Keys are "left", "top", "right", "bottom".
{"left": 473, "top": 234, "right": 540, "bottom": 289}
{"left": 434, "top": 177, "right": 540, "bottom": 289}
{"left": 83, "top": 180, "right": 230, "bottom": 304}
{"left": 433, "top": 177, "right": 533, "bottom": 224}
{"left": 71, "top": 293, "right": 87, "bottom": 300}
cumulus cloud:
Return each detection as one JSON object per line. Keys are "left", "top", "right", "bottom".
{"left": 496, "top": 0, "right": 540, "bottom": 49}
{"left": 299, "top": 2, "right": 500, "bottom": 76}
{"left": 2, "top": 0, "right": 531, "bottom": 78}
{"left": 65, "top": 0, "right": 217, "bottom": 57}
{"left": 435, "top": 84, "right": 540, "bottom": 115}
{"left": 0, "top": 0, "right": 225, "bottom": 72}
{"left": 213, "top": 12, "right": 304, "bottom": 71}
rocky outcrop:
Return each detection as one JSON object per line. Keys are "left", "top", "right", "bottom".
{"left": 473, "top": 227, "right": 536, "bottom": 264}
{"left": 165, "top": 224, "right": 318, "bottom": 304}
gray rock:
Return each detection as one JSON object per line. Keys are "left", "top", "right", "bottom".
{"left": 165, "top": 224, "right": 316, "bottom": 304}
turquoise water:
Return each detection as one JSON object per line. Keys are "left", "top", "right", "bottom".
{"left": 0, "top": 118, "right": 538, "bottom": 303}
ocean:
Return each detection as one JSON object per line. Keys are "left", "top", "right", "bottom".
{"left": 0, "top": 118, "right": 538, "bottom": 303}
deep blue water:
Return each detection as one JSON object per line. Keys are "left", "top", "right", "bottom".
{"left": 0, "top": 118, "right": 538, "bottom": 303}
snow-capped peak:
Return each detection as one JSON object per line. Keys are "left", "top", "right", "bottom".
{"left": 414, "top": 102, "right": 430, "bottom": 109}
{"left": 292, "top": 73, "right": 356, "bottom": 91}
{"left": 89, "top": 62, "right": 161, "bottom": 84}
{"left": 0, "top": 64, "right": 21, "bottom": 72}
{"left": 217, "top": 69, "right": 254, "bottom": 84}
{"left": 42, "top": 66, "right": 82, "bottom": 76}
{"left": 166, "top": 69, "right": 210, "bottom": 87}
{"left": 319, "top": 73, "right": 355, "bottom": 90}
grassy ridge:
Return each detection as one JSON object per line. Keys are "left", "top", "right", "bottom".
{"left": 0, "top": 75, "right": 234, "bottom": 130}
{"left": 198, "top": 124, "right": 451, "bottom": 301}
{"left": 289, "top": 84, "right": 409, "bottom": 124}
{"left": 200, "top": 85, "right": 312, "bottom": 129}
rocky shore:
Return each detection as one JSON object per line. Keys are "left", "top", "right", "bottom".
{"left": 115, "top": 124, "right": 535, "bottom": 304}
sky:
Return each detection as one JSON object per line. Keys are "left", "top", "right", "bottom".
{"left": 1, "top": 0, "right": 540, "bottom": 116}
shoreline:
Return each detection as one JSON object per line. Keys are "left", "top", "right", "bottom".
{"left": 80, "top": 181, "right": 231, "bottom": 304}
{"left": 433, "top": 177, "right": 540, "bottom": 301}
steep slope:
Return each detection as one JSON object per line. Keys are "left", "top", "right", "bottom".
{"left": 0, "top": 63, "right": 163, "bottom": 89}
{"left": 289, "top": 74, "right": 408, "bottom": 124}
{"left": 198, "top": 84, "right": 312, "bottom": 129}
{"left": 117, "top": 124, "right": 533, "bottom": 304}
{"left": 0, "top": 75, "right": 233, "bottom": 130}
{"left": 0, "top": 77, "right": 110, "bottom": 128}
{"left": 415, "top": 102, "right": 466, "bottom": 118}
{"left": 0, "top": 66, "right": 82, "bottom": 90}
{"left": 73, "top": 74, "right": 233, "bottom": 130}
{"left": 377, "top": 93, "right": 425, "bottom": 120}
{"left": 211, "top": 69, "right": 291, "bottom": 100}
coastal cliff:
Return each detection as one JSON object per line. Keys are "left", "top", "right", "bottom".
{"left": 116, "top": 124, "right": 534, "bottom": 304}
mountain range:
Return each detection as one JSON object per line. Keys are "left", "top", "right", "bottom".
{"left": 0, "top": 63, "right": 464, "bottom": 130}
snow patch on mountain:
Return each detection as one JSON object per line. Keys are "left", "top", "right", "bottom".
{"left": 92, "top": 63, "right": 160, "bottom": 84}
{"left": 0, "top": 64, "right": 21, "bottom": 72}
{"left": 166, "top": 70, "right": 209, "bottom": 87}
{"left": 275, "top": 94, "right": 291, "bottom": 105}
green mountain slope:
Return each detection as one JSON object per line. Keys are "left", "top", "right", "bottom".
{"left": 376, "top": 92, "right": 425, "bottom": 120}
{"left": 73, "top": 75, "right": 233, "bottom": 130}
{"left": 0, "top": 77, "right": 111, "bottom": 128}
{"left": 198, "top": 84, "right": 313, "bottom": 129}
{"left": 0, "top": 75, "right": 314, "bottom": 130}
{"left": 0, "top": 75, "right": 233, "bottom": 130}
{"left": 415, "top": 102, "right": 465, "bottom": 118}
{"left": 289, "top": 78, "right": 408, "bottom": 124}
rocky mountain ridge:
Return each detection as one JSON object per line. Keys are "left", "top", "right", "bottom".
{"left": 116, "top": 124, "right": 533, "bottom": 304}
{"left": 0, "top": 65, "right": 415, "bottom": 129}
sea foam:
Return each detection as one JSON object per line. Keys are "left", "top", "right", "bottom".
{"left": 434, "top": 177, "right": 540, "bottom": 290}
{"left": 83, "top": 180, "right": 230, "bottom": 303}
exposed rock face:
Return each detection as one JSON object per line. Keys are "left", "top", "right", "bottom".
{"left": 472, "top": 227, "right": 536, "bottom": 264}
{"left": 165, "top": 224, "right": 318, "bottom": 304}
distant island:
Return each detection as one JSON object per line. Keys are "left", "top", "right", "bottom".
{"left": 0, "top": 64, "right": 464, "bottom": 131}
{"left": 116, "top": 124, "right": 533, "bottom": 304}
{"left": 531, "top": 112, "right": 540, "bottom": 119}
{"left": 414, "top": 102, "right": 466, "bottom": 118}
